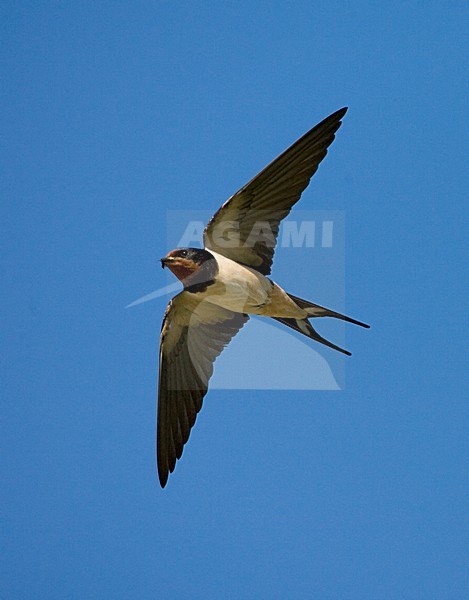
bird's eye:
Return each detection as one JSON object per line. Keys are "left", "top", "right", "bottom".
{"left": 180, "top": 250, "right": 187, "bottom": 257}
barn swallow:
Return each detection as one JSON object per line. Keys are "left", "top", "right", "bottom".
{"left": 157, "top": 107, "right": 369, "bottom": 487}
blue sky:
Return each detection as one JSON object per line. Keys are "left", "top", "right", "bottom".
{"left": 1, "top": 2, "right": 468, "bottom": 599}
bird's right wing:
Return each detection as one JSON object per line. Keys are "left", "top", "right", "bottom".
{"left": 203, "top": 107, "right": 347, "bottom": 275}
{"left": 157, "top": 292, "right": 249, "bottom": 487}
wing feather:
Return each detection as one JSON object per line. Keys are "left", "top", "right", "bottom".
{"left": 204, "top": 107, "right": 347, "bottom": 274}
{"left": 157, "top": 292, "right": 249, "bottom": 487}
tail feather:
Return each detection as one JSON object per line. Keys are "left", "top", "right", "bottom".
{"left": 272, "top": 293, "right": 369, "bottom": 355}
{"left": 288, "top": 293, "right": 370, "bottom": 329}
{"left": 273, "top": 316, "right": 352, "bottom": 356}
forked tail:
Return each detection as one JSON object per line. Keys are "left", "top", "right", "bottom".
{"left": 272, "top": 293, "right": 370, "bottom": 356}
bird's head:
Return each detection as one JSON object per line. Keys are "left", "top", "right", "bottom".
{"left": 160, "top": 248, "right": 216, "bottom": 285}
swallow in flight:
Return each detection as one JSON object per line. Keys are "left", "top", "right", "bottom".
{"left": 157, "top": 107, "right": 369, "bottom": 487}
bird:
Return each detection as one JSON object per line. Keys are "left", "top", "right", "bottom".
{"left": 157, "top": 107, "right": 369, "bottom": 487}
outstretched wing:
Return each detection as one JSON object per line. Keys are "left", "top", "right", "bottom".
{"left": 203, "top": 107, "right": 347, "bottom": 275}
{"left": 157, "top": 292, "right": 249, "bottom": 487}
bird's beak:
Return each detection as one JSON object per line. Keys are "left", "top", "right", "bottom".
{"left": 160, "top": 257, "right": 173, "bottom": 269}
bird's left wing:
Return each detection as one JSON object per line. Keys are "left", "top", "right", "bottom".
{"left": 203, "top": 107, "right": 347, "bottom": 275}
{"left": 157, "top": 292, "right": 249, "bottom": 487}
